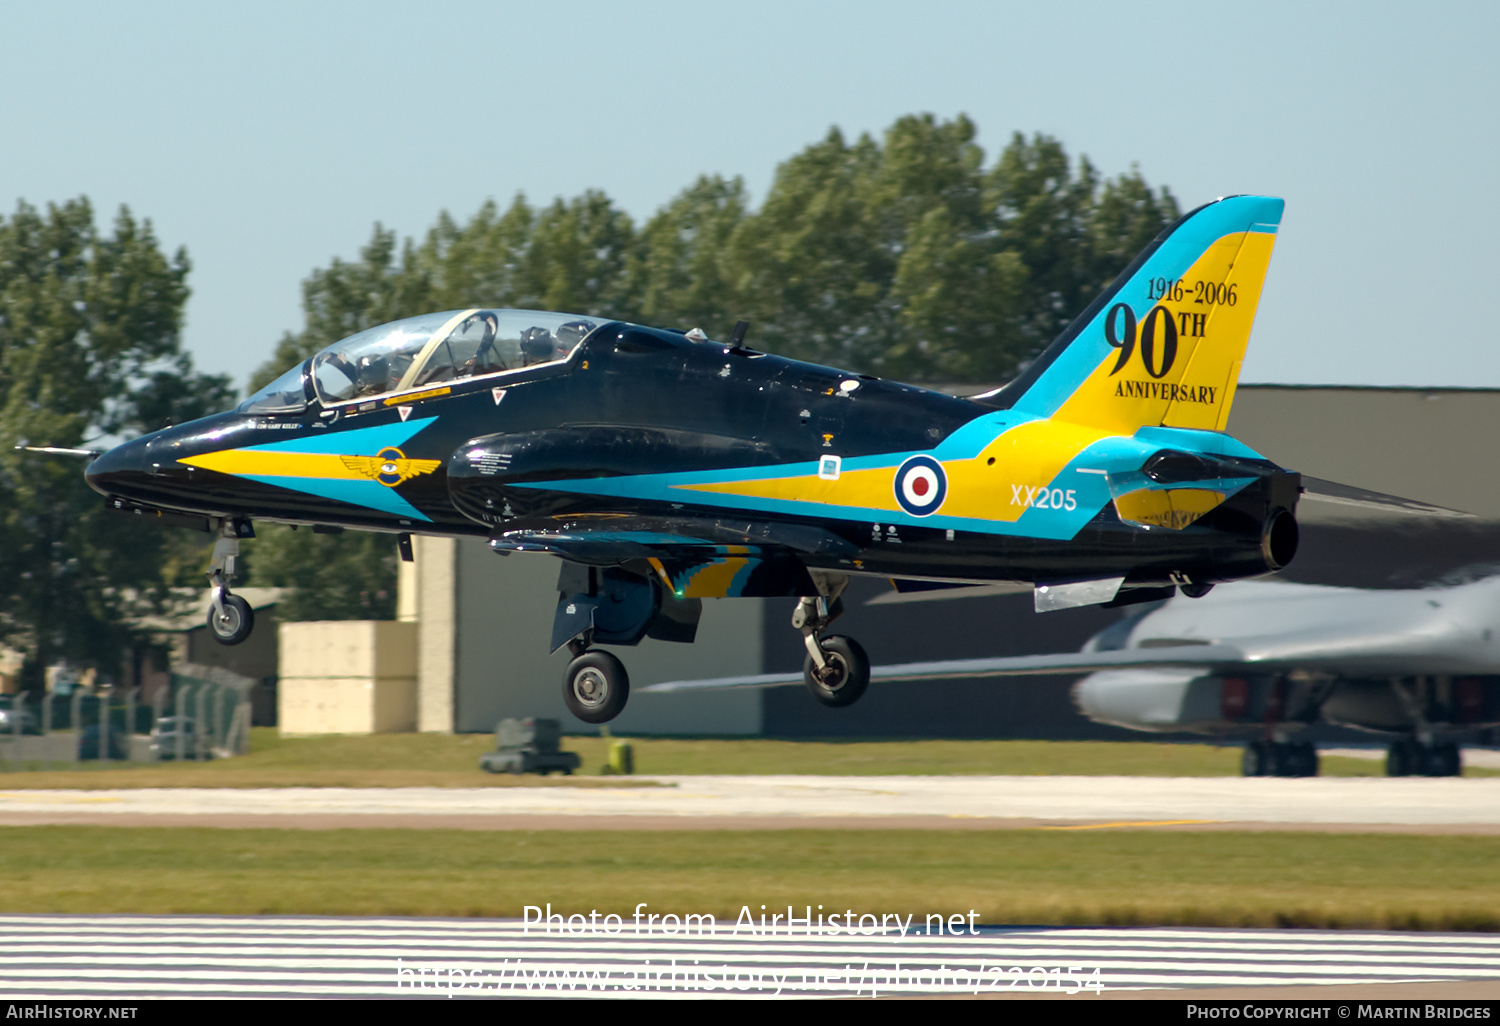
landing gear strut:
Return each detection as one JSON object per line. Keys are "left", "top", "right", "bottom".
{"left": 793, "top": 574, "right": 870, "bottom": 708}
{"left": 207, "top": 518, "right": 254, "bottom": 646}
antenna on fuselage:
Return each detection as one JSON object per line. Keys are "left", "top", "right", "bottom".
{"left": 727, "top": 319, "right": 751, "bottom": 355}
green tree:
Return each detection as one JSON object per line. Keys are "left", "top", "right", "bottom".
{"left": 986, "top": 133, "right": 1179, "bottom": 356}
{"left": 721, "top": 116, "right": 1177, "bottom": 381}
{"left": 0, "top": 198, "right": 228, "bottom": 689}
{"left": 627, "top": 174, "right": 749, "bottom": 331}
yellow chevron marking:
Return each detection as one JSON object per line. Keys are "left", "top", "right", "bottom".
{"left": 179, "top": 447, "right": 440, "bottom": 487}
{"left": 179, "top": 450, "right": 365, "bottom": 479}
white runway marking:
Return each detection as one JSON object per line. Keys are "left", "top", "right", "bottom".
{"left": 0, "top": 916, "right": 1496, "bottom": 998}
{"left": 0, "top": 776, "right": 1498, "bottom": 826}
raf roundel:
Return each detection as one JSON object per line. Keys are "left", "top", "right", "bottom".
{"left": 894, "top": 455, "right": 948, "bottom": 517}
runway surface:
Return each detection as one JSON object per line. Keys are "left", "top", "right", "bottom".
{"left": 0, "top": 776, "right": 1498, "bottom": 831}
{"left": 0, "top": 915, "right": 1495, "bottom": 999}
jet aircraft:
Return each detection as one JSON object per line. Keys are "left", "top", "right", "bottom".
{"left": 85, "top": 195, "right": 1371, "bottom": 724}
{"left": 647, "top": 576, "right": 1500, "bottom": 777}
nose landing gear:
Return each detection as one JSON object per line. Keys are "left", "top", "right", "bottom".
{"left": 206, "top": 518, "right": 255, "bottom": 646}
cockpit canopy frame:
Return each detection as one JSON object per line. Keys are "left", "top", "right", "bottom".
{"left": 239, "top": 309, "right": 605, "bottom": 415}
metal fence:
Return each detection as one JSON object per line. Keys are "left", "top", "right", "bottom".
{"left": 0, "top": 662, "right": 253, "bottom": 769}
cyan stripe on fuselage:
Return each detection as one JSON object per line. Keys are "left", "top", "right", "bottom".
{"left": 512, "top": 425, "right": 1260, "bottom": 541}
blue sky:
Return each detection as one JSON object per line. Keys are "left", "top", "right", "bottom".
{"left": 6, "top": 1, "right": 1497, "bottom": 392}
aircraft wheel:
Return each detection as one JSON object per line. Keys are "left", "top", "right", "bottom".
{"left": 207, "top": 595, "right": 254, "bottom": 646}
{"left": 1279, "top": 741, "right": 1318, "bottom": 777}
{"left": 802, "top": 635, "right": 870, "bottom": 708}
{"left": 1241, "top": 740, "right": 1271, "bottom": 777}
{"left": 1386, "top": 739, "right": 1424, "bottom": 777}
{"left": 562, "top": 651, "right": 630, "bottom": 724}
{"left": 1299, "top": 742, "right": 1320, "bottom": 777}
{"left": 1428, "top": 742, "right": 1461, "bottom": 777}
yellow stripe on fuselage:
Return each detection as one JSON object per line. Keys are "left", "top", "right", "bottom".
{"left": 178, "top": 450, "right": 370, "bottom": 480}
{"left": 676, "top": 419, "right": 1111, "bottom": 523}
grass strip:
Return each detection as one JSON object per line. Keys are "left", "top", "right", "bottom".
{"left": 1, "top": 732, "right": 1487, "bottom": 787}
{"left": 2, "top": 825, "right": 1497, "bottom": 931}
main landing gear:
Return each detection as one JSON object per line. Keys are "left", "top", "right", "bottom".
{"left": 793, "top": 574, "right": 870, "bottom": 708}
{"left": 206, "top": 518, "right": 255, "bottom": 646}
{"left": 561, "top": 642, "right": 630, "bottom": 725}
{"left": 1242, "top": 739, "right": 1319, "bottom": 777}
{"left": 549, "top": 563, "right": 700, "bottom": 725}
{"left": 1385, "top": 738, "right": 1462, "bottom": 777}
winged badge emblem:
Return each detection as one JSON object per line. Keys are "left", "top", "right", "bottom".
{"left": 340, "top": 446, "right": 441, "bottom": 488}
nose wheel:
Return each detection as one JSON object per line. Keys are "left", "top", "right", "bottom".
{"left": 562, "top": 649, "right": 630, "bottom": 724}
{"left": 206, "top": 518, "right": 255, "bottom": 647}
{"left": 208, "top": 593, "right": 254, "bottom": 645}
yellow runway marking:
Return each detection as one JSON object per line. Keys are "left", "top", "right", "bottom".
{"left": 0, "top": 794, "right": 123, "bottom": 804}
{"left": 1041, "top": 819, "right": 1221, "bottom": 830}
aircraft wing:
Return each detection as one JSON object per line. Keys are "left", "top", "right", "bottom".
{"left": 490, "top": 514, "right": 859, "bottom": 600}
{"left": 489, "top": 514, "right": 858, "bottom": 563}
{"left": 642, "top": 618, "right": 1487, "bottom": 693}
{"left": 641, "top": 644, "right": 1251, "bottom": 693}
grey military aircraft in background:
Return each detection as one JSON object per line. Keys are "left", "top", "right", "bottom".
{"left": 647, "top": 575, "right": 1500, "bottom": 777}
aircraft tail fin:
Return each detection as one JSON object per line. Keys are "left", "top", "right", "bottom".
{"left": 997, "top": 195, "right": 1284, "bottom": 434}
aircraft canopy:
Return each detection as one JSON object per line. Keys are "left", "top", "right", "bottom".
{"left": 240, "top": 309, "right": 602, "bottom": 413}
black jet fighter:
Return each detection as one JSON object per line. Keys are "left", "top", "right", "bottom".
{"left": 87, "top": 195, "right": 1323, "bottom": 724}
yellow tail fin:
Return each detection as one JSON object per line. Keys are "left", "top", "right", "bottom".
{"left": 1003, "top": 195, "right": 1283, "bottom": 435}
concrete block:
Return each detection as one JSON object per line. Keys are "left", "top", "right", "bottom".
{"left": 278, "top": 621, "right": 418, "bottom": 734}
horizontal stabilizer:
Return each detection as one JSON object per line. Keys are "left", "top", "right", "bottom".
{"left": 1300, "top": 477, "right": 1473, "bottom": 520}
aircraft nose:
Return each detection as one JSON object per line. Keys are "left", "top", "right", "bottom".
{"left": 85, "top": 437, "right": 150, "bottom": 498}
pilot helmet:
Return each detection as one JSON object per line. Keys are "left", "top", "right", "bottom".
{"left": 520, "top": 327, "right": 555, "bottom": 361}
{"left": 554, "top": 320, "right": 593, "bottom": 351}
{"left": 356, "top": 354, "right": 390, "bottom": 393}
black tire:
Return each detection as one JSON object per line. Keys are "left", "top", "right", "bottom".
{"left": 802, "top": 635, "right": 870, "bottom": 708}
{"left": 1429, "top": 741, "right": 1461, "bottom": 777}
{"left": 1298, "top": 742, "right": 1320, "bottom": 778}
{"left": 562, "top": 651, "right": 630, "bottom": 724}
{"left": 1242, "top": 741, "right": 1270, "bottom": 777}
{"left": 1386, "top": 739, "right": 1421, "bottom": 777}
{"left": 207, "top": 595, "right": 254, "bottom": 646}
{"left": 1277, "top": 741, "right": 1318, "bottom": 777}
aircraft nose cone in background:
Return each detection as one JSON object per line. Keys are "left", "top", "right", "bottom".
{"left": 84, "top": 436, "right": 151, "bottom": 499}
